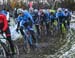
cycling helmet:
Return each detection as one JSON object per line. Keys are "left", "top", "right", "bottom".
{"left": 49, "top": 9, "right": 56, "bottom": 13}
{"left": 34, "top": 9, "right": 38, "bottom": 13}
{"left": 17, "top": 8, "right": 24, "bottom": 14}
{"left": 57, "top": 8, "right": 62, "bottom": 12}
{"left": 65, "top": 9, "right": 68, "bottom": 12}
{"left": 42, "top": 9, "right": 46, "bottom": 13}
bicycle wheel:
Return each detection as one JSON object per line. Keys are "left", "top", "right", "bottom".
{"left": 0, "top": 44, "right": 6, "bottom": 58}
{"left": 23, "top": 37, "right": 31, "bottom": 54}
{"left": 13, "top": 44, "right": 19, "bottom": 58}
{"left": 23, "top": 42, "right": 30, "bottom": 54}
{"left": 5, "top": 41, "right": 19, "bottom": 58}
{"left": 23, "top": 33, "right": 32, "bottom": 54}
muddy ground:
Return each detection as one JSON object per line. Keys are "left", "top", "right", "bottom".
{"left": 16, "top": 31, "right": 67, "bottom": 58}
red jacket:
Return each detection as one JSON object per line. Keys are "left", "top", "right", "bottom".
{"left": 0, "top": 14, "right": 8, "bottom": 31}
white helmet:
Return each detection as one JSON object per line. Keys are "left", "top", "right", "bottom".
{"left": 17, "top": 8, "right": 24, "bottom": 14}
{"left": 42, "top": 9, "right": 46, "bottom": 13}
{"left": 34, "top": 9, "right": 38, "bottom": 13}
{"left": 65, "top": 9, "right": 68, "bottom": 12}
{"left": 57, "top": 8, "right": 62, "bottom": 12}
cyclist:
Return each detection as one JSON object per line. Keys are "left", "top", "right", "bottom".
{"left": 33, "top": 9, "right": 40, "bottom": 38}
{"left": 0, "top": 6, "right": 15, "bottom": 55}
{"left": 39, "top": 9, "right": 49, "bottom": 35}
{"left": 64, "top": 9, "right": 71, "bottom": 29}
{"left": 16, "top": 8, "right": 38, "bottom": 48}
{"left": 45, "top": 9, "right": 50, "bottom": 34}
{"left": 49, "top": 10, "right": 56, "bottom": 29}
{"left": 56, "top": 8, "right": 65, "bottom": 33}
{"left": 49, "top": 9, "right": 56, "bottom": 26}
{"left": 16, "top": 8, "right": 24, "bottom": 36}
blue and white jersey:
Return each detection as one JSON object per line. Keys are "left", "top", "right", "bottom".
{"left": 17, "top": 10, "right": 34, "bottom": 29}
{"left": 56, "top": 11, "right": 65, "bottom": 18}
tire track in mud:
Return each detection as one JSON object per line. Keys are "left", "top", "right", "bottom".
{"left": 16, "top": 33, "right": 66, "bottom": 58}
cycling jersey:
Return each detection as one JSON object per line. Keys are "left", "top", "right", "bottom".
{"left": 56, "top": 11, "right": 65, "bottom": 19}
{"left": 17, "top": 10, "right": 34, "bottom": 31}
{"left": 0, "top": 14, "right": 8, "bottom": 31}
{"left": 22, "top": 10, "right": 34, "bottom": 24}
{"left": 50, "top": 15, "right": 55, "bottom": 20}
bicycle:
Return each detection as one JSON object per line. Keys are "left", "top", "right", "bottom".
{"left": 0, "top": 38, "right": 7, "bottom": 58}
{"left": 0, "top": 30, "right": 19, "bottom": 58}
{"left": 22, "top": 25, "right": 39, "bottom": 53}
